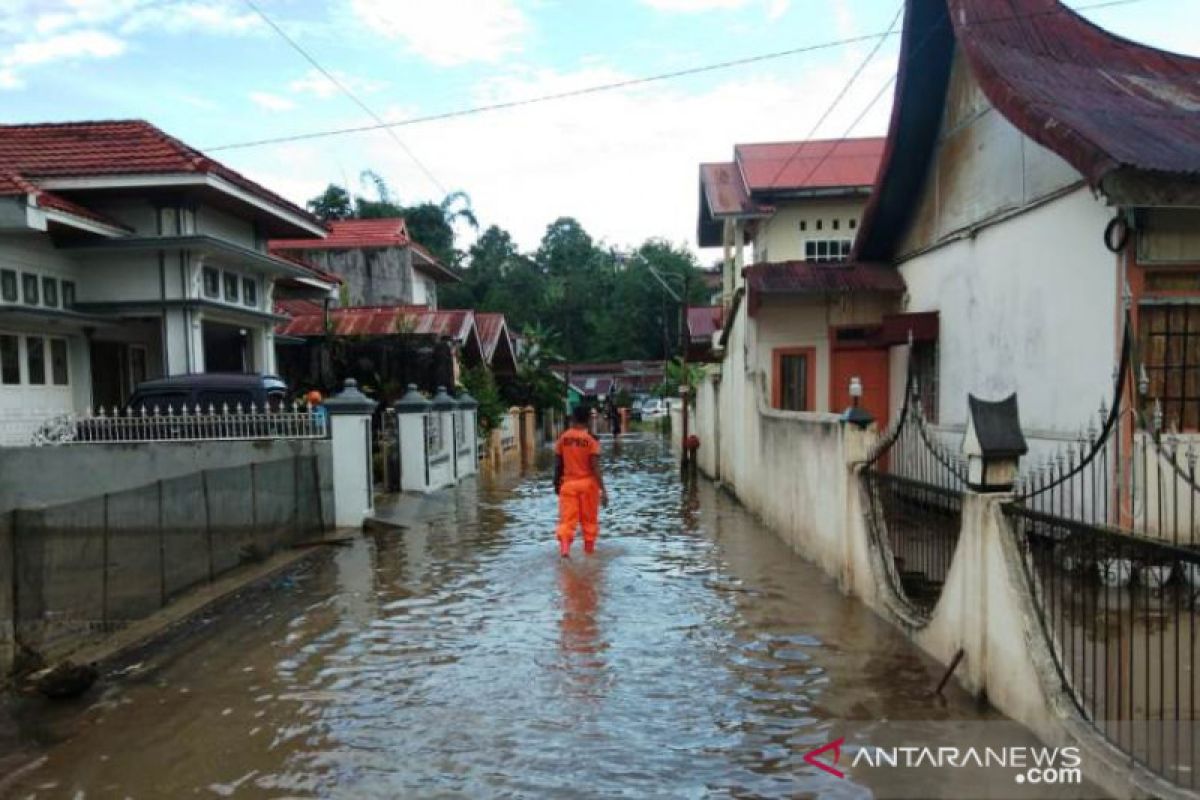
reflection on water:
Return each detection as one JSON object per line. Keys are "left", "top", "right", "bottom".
{"left": 0, "top": 436, "right": 1096, "bottom": 798}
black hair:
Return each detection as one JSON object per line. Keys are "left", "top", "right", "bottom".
{"left": 572, "top": 405, "right": 591, "bottom": 425}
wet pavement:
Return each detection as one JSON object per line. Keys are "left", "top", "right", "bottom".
{"left": 0, "top": 435, "right": 1099, "bottom": 798}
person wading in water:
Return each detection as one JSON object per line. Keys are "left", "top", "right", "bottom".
{"left": 554, "top": 405, "right": 609, "bottom": 558}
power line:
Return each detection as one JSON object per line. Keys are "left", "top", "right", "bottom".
{"left": 240, "top": 0, "right": 447, "bottom": 196}
{"left": 770, "top": 0, "right": 1147, "bottom": 199}
{"left": 211, "top": 0, "right": 1147, "bottom": 154}
{"left": 764, "top": 1, "right": 903, "bottom": 189}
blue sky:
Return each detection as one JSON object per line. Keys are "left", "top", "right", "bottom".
{"left": 1, "top": 0, "right": 1197, "bottom": 257}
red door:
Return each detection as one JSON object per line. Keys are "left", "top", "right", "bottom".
{"left": 829, "top": 346, "right": 890, "bottom": 430}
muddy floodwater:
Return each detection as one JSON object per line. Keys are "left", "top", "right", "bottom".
{"left": 0, "top": 435, "right": 1099, "bottom": 798}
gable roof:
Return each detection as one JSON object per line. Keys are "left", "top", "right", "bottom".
{"left": 686, "top": 305, "right": 724, "bottom": 341}
{"left": 0, "top": 120, "right": 323, "bottom": 236}
{"left": 856, "top": 0, "right": 1200, "bottom": 261}
{"left": 698, "top": 137, "right": 885, "bottom": 247}
{"left": 271, "top": 217, "right": 461, "bottom": 283}
{"left": 276, "top": 303, "right": 477, "bottom": 343}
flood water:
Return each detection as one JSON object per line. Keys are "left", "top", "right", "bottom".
{"left": 0, "top": 435, "right": 1099, "bottom": 798}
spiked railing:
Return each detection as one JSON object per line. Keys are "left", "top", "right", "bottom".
{"left": 28, "top": 401, "right": 327, "bottom": 445}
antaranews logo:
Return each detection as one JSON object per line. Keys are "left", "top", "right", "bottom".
{"left": 803, "top": 739, "right": 1083, "bottom": 787}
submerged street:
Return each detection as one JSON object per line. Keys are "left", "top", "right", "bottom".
{"left": 1, "top": 436, "right": 1074, "bottom": 798}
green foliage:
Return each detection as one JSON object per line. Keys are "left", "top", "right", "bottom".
{"left": 460, "top": 366, "right": 506, "bottom": 432}
{"left": 659, "top": 357, "right": 705, "bottom": 397}
{"left": 505, "top": 324, "right": 566, "bottom": 411}
{"left": 307, "top": 184, "right": 354, "bottom": 221}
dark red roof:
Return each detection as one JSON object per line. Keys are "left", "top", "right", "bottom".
{"left": 857, "top": 0, "right": 1200, "bottom": 261}
{"left": 474, "top": 312, "right": 508, "bottom": 360}
{"left": 0, "top": 169, "right": 129, "bottom": 231}
{"left": 272, "top": 218, "right": 411, "bottom": 250}
{"left": 686, "top": 305, "right": 724, "bottom": 340}
{"left": 735, "top": 137, "right": 885, "bottom": 191}
{"left": 0, "top": 120, "right": 319, "bottom": 227}
{"left": 745, "top": 261, "right": 905, "bottom": 295}
{"left": 277, "top": 304, "right": 475, "bottom": 342}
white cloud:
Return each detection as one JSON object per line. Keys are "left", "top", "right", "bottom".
{"left": 226, "top": 52, "right": 898, "bottom": 255}
{"left": 349, "top": 0, "right": 527, "bottom": 66}
{"left": 248, "top": 91, "right": 296, "bottom": 111}
{"left": 288, "top": 68, "right": 388, "bottom": 100}
{"left": 0, "top": 29, "right": 125, "bottom": 89}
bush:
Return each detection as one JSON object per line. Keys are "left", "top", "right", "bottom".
{"left": 460, "top": 366, "right": 507, "bottom": 432}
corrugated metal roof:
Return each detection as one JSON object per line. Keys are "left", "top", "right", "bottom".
{"left": 276, "top": 304, "right": 476, "bottom": 343}
{"left": 745, "top": 261, "right": 906, "bottom": 295}
{"left": 735, "top": 137, "right": 885, "bottom": 191}
{"left": 686, "top": 305, "right": 723, "bottom": 340}
{"left": 951, "top": 0, "right": 1200, "bottom": 184}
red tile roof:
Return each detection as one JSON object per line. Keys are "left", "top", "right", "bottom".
{"left": 271, "top": 218, "right": 411, "bottom": 250}
{"left": 745, "top": 261, "right": 905, "bottom": 295}
{"left": 0, "top": 169, "right": 129, "bottom": 232}
{"left": 686, "top": 305, "right": 723, "bottom": 340}
{"left": 276, "top": 304, "right": 476, "bottom": 343}
{"left": 0, "top": 120, "right": 318, "bottom": 227}
{"left": 735, "top": 137, "right": 885, "bottom": 192}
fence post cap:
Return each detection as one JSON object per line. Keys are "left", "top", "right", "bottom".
{"left": 394, "top": 383, "right": 433, "bottom": 413}
{"left": 325, "top": 378, "right": 378, "bottom": 415}
{"left": 431, "top": 385, "right": 457, "bottom": 411}
{"left": 456, "top": 389, "right": 479, "bottom": 410}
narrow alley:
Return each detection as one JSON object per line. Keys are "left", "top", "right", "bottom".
{"left": 0, "top": 436, "right": 1089, "bottom": 798}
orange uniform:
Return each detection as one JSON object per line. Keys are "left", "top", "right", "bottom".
{"left": 555, "top": 427, "right": 601, "bottom": 554}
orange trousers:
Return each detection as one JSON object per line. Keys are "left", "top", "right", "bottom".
{"left": 556, "top": 478, "right": 600, "bottom": 550}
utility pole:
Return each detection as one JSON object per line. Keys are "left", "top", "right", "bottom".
{"left": 646, "top": 265, "right": 692, "bottom": 474}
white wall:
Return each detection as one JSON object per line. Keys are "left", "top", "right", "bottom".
{"left": 752, "top": 199, "right": 867, "bottom": 264}
{"left": 196, "top": 204, "right": 257, "bottom": 249}
{"left": 898, "top": 187, "right": 1119, "bottom": 441}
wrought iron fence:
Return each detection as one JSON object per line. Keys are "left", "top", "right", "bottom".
{"left": 862, "top": 367, "right": 969, "bottom": 618}
{"left": 1005, "top": 314, "right": 1200, "bottom": 789}
{"left": 27, "top": 403, "right": 327, "bottom": 445}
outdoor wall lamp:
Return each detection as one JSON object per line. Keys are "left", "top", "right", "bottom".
{"left": 842, "top": 375, "right": 874, "bottom": 429}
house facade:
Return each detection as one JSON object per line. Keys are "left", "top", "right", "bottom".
{"left": 271, "top": 218, "right": 458, "bottom": 310}
{"left": 0, "top": 120, "right": 329, "bottom": 439}
{"left": 697, "top": 136, "right": 893, "bottom": 420}
{"left": 853, "top": 0, "right": 1200, "bottom": 451}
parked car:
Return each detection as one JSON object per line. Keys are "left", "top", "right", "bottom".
{"left": 64, "top": 373, "right": 297, "bottom": 443}
{"left": 125, "top": 372, "right": 290, "bottom": 414}
{"left": 630, "top": 397, "right": 646, "bottom": 422}
{"left": 640, "top": 398, "right": 668, "bottom": 419}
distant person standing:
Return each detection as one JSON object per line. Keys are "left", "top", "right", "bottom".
{"left": 607, "top": 399, "right": 621, "bottom": 436}
{"left": 554, "top": 405, "right": 609, "bottom": 558}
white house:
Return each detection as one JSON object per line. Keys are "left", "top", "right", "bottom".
{"left": 697, "top": 136, "right": 901, "bottom": 422}
{"left": 0, "top": 120, "right": 332, "bottom": 438}
{"left": 852, "top": 0, "right": 1200, "bottom": 449}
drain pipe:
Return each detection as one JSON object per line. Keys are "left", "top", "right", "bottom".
{"left": 935, "top": 648, "right": 966, "bottom": 697}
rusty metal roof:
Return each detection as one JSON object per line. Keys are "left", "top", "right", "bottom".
{"left": 735, "top": 138, "right": 885, "bottom": 192}
{"left": 686, "top": 305, "right": 724, "bottom": 341}
{"left": 745, "top": 261, "right": 905, "bottom": 295}
{"left": 857, "top": 0, "right": 1200, "bottom": 260}
{"left": 276, "top": 304, "right": 477, "bottom": 343}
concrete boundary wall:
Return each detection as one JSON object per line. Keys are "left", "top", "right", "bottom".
{"left": 0, "top": 438, "right": 334, "bottom": 514}
{"left": 695, "top": 360, "right": 1184, "bottom": 798}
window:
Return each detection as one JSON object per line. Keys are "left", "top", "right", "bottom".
{"left": 202, "top": 267, "right": 220, "bottom": 299}
{"left": 21, "top": 274, "right": 38, "bottom": 305}
{"left": 1140, "top": 304, "right": 1200, "bottom": 430}
{"left": 832, "top": 219, "right": 840, "bottom": 230}
{"left": 42, "top": 277, "right": 58, "bottom": 308}
{"left": 26, "top": 336, "right": 45, "bottom": 384}
{"left": 803, "top": 239, "right": 853, "bottom": 262}
{"left": 849, "top": 218, "right": 857, "bottom": 230}
{"left": 0, "top": 335, "right": 18, "bottom": 384}
{"left": 242, "top": 277, "right": 258, "bottom": 308}
{"left": 223, "top": 272, "right": 239, "bottom": 302}
{"left": 50, "top": 338, "right": 68, "bottom": 385}
{"left": 197, "top": 390, "right": 254, "bottom": 411}
{"left": 773, "top": 347, "right": 814, "bottom": 412}
{"left": 799, "top": 220, "right": 807, "bottom": 232}
{"left": 910, "top": 341, "right": 939, "bottom": 423}
{"left": 1, "top": 270, "right": 15, "bottom": 302}
{"left": 61, "top": 281, "right": 76, "bottom": 309}
{"left": 816, "top": 219, "right": 823, "bottom": 231}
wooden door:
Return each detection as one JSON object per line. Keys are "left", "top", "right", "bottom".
{"left": 829, "top": 346, "right": 890, "bottom": 430}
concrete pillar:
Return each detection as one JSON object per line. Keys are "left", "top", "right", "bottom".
{"left": 456, "top": 390, "right": 479, "bottom": 477}
{"left": 430, "top": 386, "right": 456, "bottom": 489}
{"left": 395, "top": 384, "right": 433, "bottom": 493}
{"left": 324, "top": 378, "right": 378, "bottom": 528}
{"left": 520, "top": 406, "right": 536, "bottom": 462}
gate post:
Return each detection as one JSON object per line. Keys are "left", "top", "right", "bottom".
{"left": 456, "top": 390, "right": 479, "bottom": 477}
{"left": 325, "top": 378, "right": 378, "bottom": 528}
{"left": 395, "top": 384, "right": 433, "bottom": 493}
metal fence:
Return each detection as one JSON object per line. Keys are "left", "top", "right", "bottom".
{"left": 6, "top": 455, "right": 325, "bottom": 659}
{"left": 26, "top": 404, "right": 327, "bottom": 446}
{"left": 1005, "top": 315, "right": 1200, "bottom": 790}
{"left": 862, "top": 367, "right": 969, "bottom": 618}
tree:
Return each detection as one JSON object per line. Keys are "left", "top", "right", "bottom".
{"left": 307, "top": 184, "right": 353, "bottom": 221}
{"left": 505, "top": 323, "right": 566, "bottom": 410}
